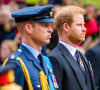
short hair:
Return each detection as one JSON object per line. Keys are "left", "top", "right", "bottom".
{"left": 54, "top": 5, "right": 85, "bottom": 33}
{"left": 16, "top": 21, "right": 36, "bottom": 34}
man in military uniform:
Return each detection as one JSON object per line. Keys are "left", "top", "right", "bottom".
{"left": 3, "top": 5, "right": 58, "bottom": 90}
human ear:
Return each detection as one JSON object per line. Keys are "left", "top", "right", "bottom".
{"left": 63, "top": 23, "right": 70, "bottom": 32}
{"left": 24, "top": 24, "right": 33, "bottom": 34}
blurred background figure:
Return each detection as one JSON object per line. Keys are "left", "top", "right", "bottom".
{"left": 84, "top": 5, "right": 99, "bottom": 38}
{"left": 85, "top": 41, "right": 100, "bottom": 90}
{"left": 8, "top": 0, "right": 19, "bottom": 12}
{"left": 14, "top": 32, "right": 21, "bottom": 48}
{"left": 0, "top": 64, "right": 22, "bottom": 90}
{"left": 0, "top": 10, "right": 15, "bottom": 45}
{"left": 79, "top": 5, "right": 100, "bottom": 53}
{"left": 0, "top": 40, "right": 18, "bottom": 64}
{"left": 25, "top": 0, "right": 48, "bottom": 6}
{"left": 96, "top": 8, "right": 100, "bottom": 27}
{"left": 46, "top": 30, "right": 58, "bottom": 54}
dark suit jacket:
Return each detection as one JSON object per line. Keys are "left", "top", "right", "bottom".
{"left": 85, "top": 42, "right": 100, "bottom": 90}
{"left": 48, "top": 43, "right": 95, "bottom": 90}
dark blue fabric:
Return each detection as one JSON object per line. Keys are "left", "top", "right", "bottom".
{"left": 75, "top": 50, "right": 87, "bottom": 81}
{"left": 48, "top": 43, "right": 95, "bottom": 90}
{"left": 6, "top": 44, "right": 56, "bottom": 89}
{"left": 12, "top": 5, "right": 56, "bottom": 23}
{"left": 85, "top": 42, "right": 100, "bottom": 90}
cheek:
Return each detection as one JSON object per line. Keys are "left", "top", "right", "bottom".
{"left": 1, "top": 48, "right": 11, "bottom": 57}
{"left": 70, "top": 29, "right": 79, "bottom": 36}
{"left": 37, "top": 27, "right": 46, "bottom": 34}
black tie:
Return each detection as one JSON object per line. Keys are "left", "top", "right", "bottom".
{"left": 38, "top": 54, "right": 48, "bottom": 75}
{"left": 38, "top": 54, "right": 44, "bottom": 68}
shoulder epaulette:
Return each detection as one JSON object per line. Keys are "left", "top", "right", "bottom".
{"left": 3, "top": 49, "right": 34, "bottom": 90}
{"left": 3, "top": 49, "right": 22, "bottom": 66}
{"left": 9, "top": 49, "right": 22, "bottom": 60}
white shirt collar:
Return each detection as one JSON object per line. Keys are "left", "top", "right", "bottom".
{"left": 59, "top": 41, "right": 78, "bottom": 57}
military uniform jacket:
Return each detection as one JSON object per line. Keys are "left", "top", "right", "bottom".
{"left": 48, "top": 43, "right": 95, "bottom": 90}
{"left": 7, "top": 44, "right": 54, "bottom": 90}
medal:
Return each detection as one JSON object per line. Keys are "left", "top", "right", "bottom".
{"left": 51, "top": 75, "right": 59, "bottom": 88}
{"left": 79, "top": 57, "right": 84, "bottom": 67}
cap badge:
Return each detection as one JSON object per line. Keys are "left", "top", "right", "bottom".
{"left": 50, "top": 11, "right": 53, "bottom": 17}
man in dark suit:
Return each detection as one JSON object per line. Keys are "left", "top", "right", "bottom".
{"left": 3, "top": 5, "right": 58, "bottom": 90}
{"left": 48, "top": 6, "right": 95, "bottom": 90}
{"left": 85, "top": 42, "right": 100, "bottom": 90}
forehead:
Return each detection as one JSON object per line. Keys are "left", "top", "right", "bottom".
{"left": 73, "top": 13, "right": 84, "bottom": 23}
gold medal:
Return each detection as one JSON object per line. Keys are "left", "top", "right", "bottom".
{"left": 79, "top": 58, "right": 84, "bottom": 67}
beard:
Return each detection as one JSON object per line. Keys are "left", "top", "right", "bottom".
{"left": 69, "top": 35, "right": 85, "bottom": 45}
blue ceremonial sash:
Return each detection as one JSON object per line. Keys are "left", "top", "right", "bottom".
{"left": 42, "top": 55, "right": 56, "bottom": 90}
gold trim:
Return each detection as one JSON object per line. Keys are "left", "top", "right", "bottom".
{"left": 16, "top": 57, "right": 34, "bottom": 90}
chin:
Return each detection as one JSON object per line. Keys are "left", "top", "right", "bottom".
{"left": 79, "top": 40, "right": 85, "bottom": 44}
{"left": 43, "top": 40, "right": 50, "bottom": 45}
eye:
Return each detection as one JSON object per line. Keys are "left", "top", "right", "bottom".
{"left": 41, "top": 23, "right": 48, "bottom": 27}
{"left": 77, "top": 24, "right": 82, "bottom": 26}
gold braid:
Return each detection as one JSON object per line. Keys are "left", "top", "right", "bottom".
{"left": 3, "top": 57, "right": 50, "bottom": 90}
{"left": 16, "top": 57, "right": 33, "bottom": 90}
{"left": 39, "top": 71, "right": 49, "bottom": 90}
{"left": 2, "top": 58, "right": 8, "bottom": 67}
{"left": 2, "top": 57, "right": 34, "bottom": 90}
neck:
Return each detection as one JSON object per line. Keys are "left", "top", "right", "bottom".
{"left": 59, "top": 37, "right": 77, "bottom": 48}
{"left": 22, "top": 38, "right": 42, "bottom": 52}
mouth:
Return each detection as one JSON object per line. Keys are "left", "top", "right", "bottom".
{"left": 48, "top": 35, "right": 51, "bottom": 38}
{"left": 47, "top": 35, "right": 51, "bottom": 39}
{"left": 82, "top": 34, "right": 85, "bottom": 36}
{"left": 81, "top": 33, "right": 86, "bottom": 36}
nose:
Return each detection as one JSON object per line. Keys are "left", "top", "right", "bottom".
{"left": 48, "top": 26, "right": 53, "bottom": 33}
{"left": 82, "top": 25, "right": 86, "bottom": 31}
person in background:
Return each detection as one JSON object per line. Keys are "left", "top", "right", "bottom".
{"left": 3, "top": 5, "right": 58, "bottom": 90}
{"left": 48, "top": 5, "right": 95, "bottom": 90}
{"left": 85, "top": 42, "right": 100, "bottom": 90}
{"left": 96, "top": 8, "right": 100, "bottom": 27}
{"left": 0, "top": 40, "right": 17, "bottom": 64}
{"left": 0, "top": 10, "right": 15, "bottom": 44}
{"left": 46, "top": 30, "right": 58, "bottom": 54}
{"left": 84, "top": 5, "right": 99, "bottom": 38}
{"left": 14, "top": 32, "right": 21, "bottom": 48}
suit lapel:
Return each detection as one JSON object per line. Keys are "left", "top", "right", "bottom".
{"left": 57, "top": 43, "right": 87, "bottom": 90}
{"left": 80, "top": 53, "right": 95, "bottom": 89}
{"left": 19, "top": 44, "right": 42, "bottom": 71}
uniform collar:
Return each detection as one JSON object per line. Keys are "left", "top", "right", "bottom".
{"left": 21, "top": 42, "right": 40, "bottom": 60}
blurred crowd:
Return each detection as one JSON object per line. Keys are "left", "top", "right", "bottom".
{"left": 0, "top": 0, "right": 100, "bottom": 64}
{"left": 0, "top": 0, "right": 100, "bottom": 89}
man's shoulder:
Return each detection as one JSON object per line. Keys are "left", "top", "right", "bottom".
{"left": 8, "top": 49, "right": 23, "bottom": 60}
{"left": 48, "top": 47, "right": 60, "bottom": 57}
{"left": 7, "top": 49, "right": 24, "bottom": 66}
{"left": 86, "top": 44, "right": 100, "bottom": 56}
